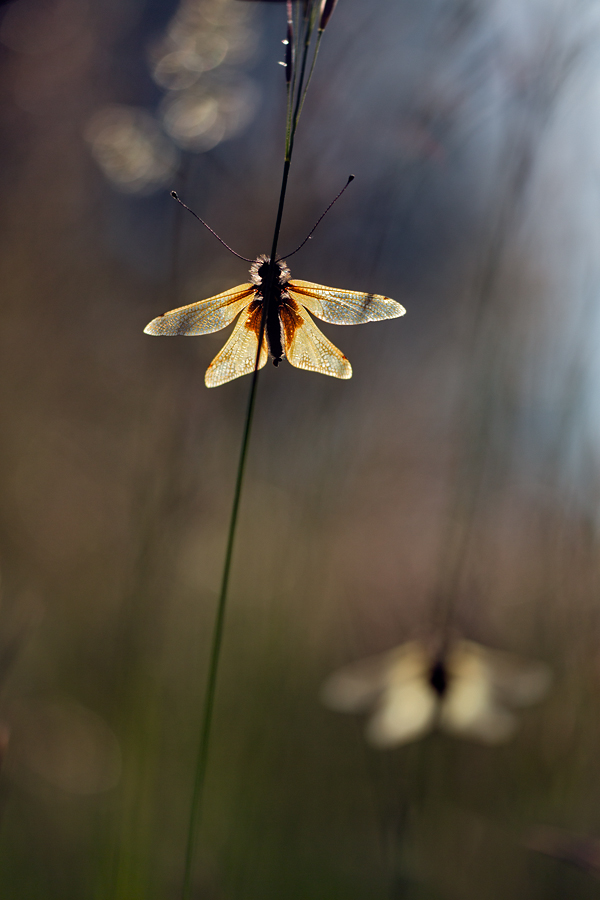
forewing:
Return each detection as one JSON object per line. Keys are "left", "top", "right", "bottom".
{"left": 321, "top": 655, "right": 391, "bottom": 714}
{"left": 280, "top": 301, "right": 352, "bottom": 379}
{"left": 205, "top": 302, "right": 267, "bottom": 387}
{"left": 288, "top": 280, "right": 405, "bottom": 325}
{"left": 144, "top": 284, "right": 255, "bottom": 336}
{"left": 440, "top": 643, "right": 516, "bottom": 743}
{"left": 321, "top": 642, "right": 428, "bottom": 715}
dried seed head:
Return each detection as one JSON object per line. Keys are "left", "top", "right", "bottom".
{"left": 319, "top": 0, "right": 338, "bottom": 31}
{"left": 284, "top": 19, "right": 293, "bottom": 83}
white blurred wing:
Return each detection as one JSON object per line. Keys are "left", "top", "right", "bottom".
{"left": 482, "top": 644, "right": 552, "bottom": 707}
{"left": 321, "top": 655, "right": 391, "bottom": 714}
{"left": 439, "top": 640, "right": 550, "bottom": 744}
{"left": 144, "top": 283, "right": 255, "bottom": 336}
{"left": 205, "top": 304, "right": 267, "bottom": 388}
{"left": 441, "top": 695, "right": 516, "bottom": 744}
{"left": 280, "top": 300, "right": 352, "bottom": 379}
{"left": 368, "top": 679, "right": 437, "bottom": 748}
{"left": 288, "top": 280, "right": 405, "bottom": 325}
{"left": 440, "top": 642, "right": 516, "bottom": 743}
{"left": 367, "top": 642, "right": 437, "bottom": 747}
{"left": 322, "top": 641, "right": 437, "bottom": 748}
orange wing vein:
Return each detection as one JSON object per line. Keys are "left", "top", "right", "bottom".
{"left": 288, "top": 280, "right": 405, "bottom": 325}
{"left": 205, "top": 301, "right": 267, "bottom": 388}
{"left": 144, "top": 283, "right": 255, "bottom": 336}
{"left": 280, "top": 299, "right": 352, "bottom": 379}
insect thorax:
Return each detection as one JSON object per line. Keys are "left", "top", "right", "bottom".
{"left": 248, "top": 255, "right": 291, "bottom": 366}
{"left": 429, "top": 659, "right": 449, "bottom": 697}
{"left": 249, "top": 254, "right": 291, "bottom": 290}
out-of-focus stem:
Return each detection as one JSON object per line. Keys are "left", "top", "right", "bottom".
{"left": 295, "top": 28, "right": 323, "bottom": 125}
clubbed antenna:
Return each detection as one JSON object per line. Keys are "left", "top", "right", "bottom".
{"left": 278, "top": 174, "right": 354, "bottom": 260}
{"left": 171, "top": 191, "right": 253, "bottom": 262}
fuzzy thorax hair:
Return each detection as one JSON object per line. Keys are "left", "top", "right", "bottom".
{"left": 249, "top": 255, "right": 291, "bottom": 288}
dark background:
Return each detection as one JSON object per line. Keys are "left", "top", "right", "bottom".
{"left": 0, "top": 0, "right": 599, "bottom": 897}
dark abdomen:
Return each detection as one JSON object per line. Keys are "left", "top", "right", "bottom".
{"left": 265, "top": 286, "right": 284, "bottom": 366}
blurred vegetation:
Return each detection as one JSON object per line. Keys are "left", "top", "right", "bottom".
{"left": 0, "top": 0, "right": 600, "bottom": 897}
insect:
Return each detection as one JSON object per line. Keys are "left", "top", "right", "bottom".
{"left": 321, "top": 639, "right": 552, "bottom": 748}
{"left": 144, "top": 184, "right": 406, "bottom": 387}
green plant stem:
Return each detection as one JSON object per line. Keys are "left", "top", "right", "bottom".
{"left": 180, "top": 156, "right": 292, "bottom": 900}
{"left": 285, "top": 12, "right": 313, "bottom": 160}
{"left": 180, "top": 0, "right": 327, "bottom": 885}
{"left": 270, "top": 160, "right": 291, "bottom": 257}
{"left": 180, "top": 369, "right": 259, "bottom": 900}
{"left": 295, "top": 29, "right": 323, "bottom": 125}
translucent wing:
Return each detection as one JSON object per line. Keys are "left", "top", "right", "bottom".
{"left": 321, "top": 655, "right": 391, "bottom": 714}
{"left": 479, "top": 644, "right": 552, "bottom": 707}
{"left": 321, "top": 642, "right": 428, "bottom": 714}
{"left": 440, "top": 642, "right": 516, "bottom": 744}
{"left": 367, "top": 642, "right": 438, "bottom": 747}
{"left": 288, "top": 280, "right": 405, "bottom": 325}
{"left": 144, "top": 284, "right": 255, "bottom": 336}
{"left": 368, "top": 678, "right": 438, "bottom": 748}
{"left": 322, "top": 642, "right": 439, "bottom": 748}
{"left": 280, "top": 300, "right": 352, "bottom": 379}
{"left": 205, "top": 302, "right": 267, "bottom": 388}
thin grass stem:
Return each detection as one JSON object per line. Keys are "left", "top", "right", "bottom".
{"left": 180, "top": 357, "right": 260, "bottom": 900}
{"left": 295, "top": 29, "right": 323, "bottom": 124}
{"left": 180, "top": 3, "right": 329, "bottom": 891}
{"left": 284, "top": 1, "right": 295, "bottom": 154}
{"left": 285, "top": 12, "right": 313, "bottom": 159}
{"left": 180, "top": 156, "right": 292, "bottom": 900}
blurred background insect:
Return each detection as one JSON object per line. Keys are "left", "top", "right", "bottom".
{"left": 322, "top": 638, "right": 551, "bottom": 747}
